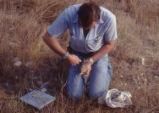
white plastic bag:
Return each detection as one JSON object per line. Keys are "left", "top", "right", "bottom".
{"left": 98, "top": 89, "right": 132, "bottom": 108}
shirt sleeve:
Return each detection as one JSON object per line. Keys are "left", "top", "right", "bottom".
{"left": 104, "top": 15, "right": 117, "bottom": 42}
{"left": 47, "top": 9, "right": 68, "bottom": 38}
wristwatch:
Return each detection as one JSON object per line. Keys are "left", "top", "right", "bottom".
{"left": 89, "top": 58, "right": 94, "bottom": 65}
{"left": 61, "top": 52, "right": 69, "bottom": 59}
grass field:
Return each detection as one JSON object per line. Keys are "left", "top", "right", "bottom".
{"left": 0, "top": 0, "right": 159, "bottom": 113}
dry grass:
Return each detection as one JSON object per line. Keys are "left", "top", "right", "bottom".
{"left": 0, "top": 0, "right": 159, "bottom": 113}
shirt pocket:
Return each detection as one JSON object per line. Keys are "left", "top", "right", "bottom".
{"left": 85, "top": 34, "right": 104, "bottom": 52}
{"left": 94, "top": 34, "right": 103, "bottom": 42}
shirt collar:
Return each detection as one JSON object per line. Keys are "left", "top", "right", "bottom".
{"left": 73, "top": 14, "right": 78, "bottom": 23}
{"left": 99, "top": 17, "right": 104, "bottom": 24}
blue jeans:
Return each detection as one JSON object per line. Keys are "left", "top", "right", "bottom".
{"left": 66, "top": 54, "right": 113, "bottom": 99}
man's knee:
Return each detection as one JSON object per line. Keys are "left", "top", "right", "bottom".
{"left": 66, "top": 82, "right": 83, "bottom": 100}
{"left": 67, "top": 90, "right": 82, "bottom": 100}
{"left": 88, "top": 89, "right": 107, "bottom": 99}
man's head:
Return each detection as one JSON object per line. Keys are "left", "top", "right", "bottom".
{"left": 78, "top": 2, "right": 100, "bottom": 30}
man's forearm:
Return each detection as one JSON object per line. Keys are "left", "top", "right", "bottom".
{"left": 43, "top": 32, "right": 66, "bottom": 56}
{"left": 91, "top": 40, "right": 115, "bottom": 62}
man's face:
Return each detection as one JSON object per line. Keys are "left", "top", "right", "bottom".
{"left": 79, "top": 20, "right": 97, "bottom": 30}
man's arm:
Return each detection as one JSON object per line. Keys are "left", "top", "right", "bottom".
{"left": 92, "top": 40, "right": 116, "bottom": 62}
{"left": 82, "top": 40, "right": 115, "bottom": 75}
{"left": 43, "top": 32, "right": 67, "bottom": 56}
{"left": 43, "top": 32, "right": 82, "bottom": 66}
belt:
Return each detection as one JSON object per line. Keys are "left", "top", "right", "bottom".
{"left": 67, "top": 46, "right": 95, "bottom": 58}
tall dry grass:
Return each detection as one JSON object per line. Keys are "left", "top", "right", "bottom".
{"left": 0, "top": 0, "right": 159, "bottom": 113}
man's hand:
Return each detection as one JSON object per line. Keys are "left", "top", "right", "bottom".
{"left": 66, "top": 54, "right": 82, "bottom": 66}
{"left": 80, "top": 59, "right": 92, "bottom": 75}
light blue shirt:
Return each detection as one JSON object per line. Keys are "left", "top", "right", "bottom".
{"left": 47, "top": 4, "right": 117, "bottom": 53}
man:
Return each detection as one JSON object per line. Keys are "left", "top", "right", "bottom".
{"left": 43, "top": 2, "right": 117, "bottom": 99}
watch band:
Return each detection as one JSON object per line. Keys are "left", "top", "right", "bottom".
{"left": 89, "top": 58, "right": 94, "bottom": 65}
{"left": 62, "top": 52, "right": 69, "bottom": 59}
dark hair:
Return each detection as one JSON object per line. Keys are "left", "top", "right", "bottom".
{"left": 78, "top": 2, "right": 100, "bottom": 28}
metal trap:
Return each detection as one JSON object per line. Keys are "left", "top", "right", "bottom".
{"left": 20, "top": 89, "right": 55, "bottom": 110}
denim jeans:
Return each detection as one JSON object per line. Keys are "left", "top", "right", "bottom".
{"left": 66, "top": 54, "right": 113, "bottom": 99}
